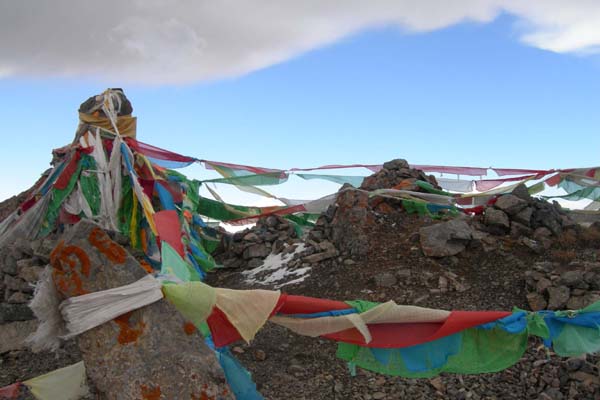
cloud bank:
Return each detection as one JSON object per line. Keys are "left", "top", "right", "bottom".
{"left": 1, "top": 1, "right": 599, "bottom": 84}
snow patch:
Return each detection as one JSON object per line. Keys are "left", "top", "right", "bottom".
{"left": 242, "top": 243, "right": 310, "bottom": 288}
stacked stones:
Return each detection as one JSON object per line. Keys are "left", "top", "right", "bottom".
{"left": 216, "top": 215, "right": 300, "bottom": 269}
{"left": 480, "top": 184, "right": 576, "bottom": 243}
{"left": 360, "top": 159, "right": 440, "bottom": 192}
{"left": 525, "top": 261, "right": 600, "bottom": 311}
{"left": 308, "top": 159, "right": 445, "bottom": 259}
{"left": 0, "top": 237, "right": 56, "bottom": 324}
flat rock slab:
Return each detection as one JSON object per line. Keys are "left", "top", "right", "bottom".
{"left": 50, "top": 221, "right": 233, "bottom": 400}
{"left": 419, "top": 219, "right": 474, "bottom": 257}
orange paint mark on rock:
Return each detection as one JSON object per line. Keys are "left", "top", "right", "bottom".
{"left": 140, "top": 384, "right": 161, "bottom": 400}
{"left": 51, "top": 242, "right": 90, "bottom": 296}
{"left": 115, "top": 311, "right": 146, "bottom": 344}
{"left": 89, "top": 227, "right": 127, "bottom": 264}
{"left": 196, "top": 390, "right": 215, "bottom": 400}
{"left": 183, "top": 322, "right": 196, "bottom": 335}
{"left": 139, "top": 260, "right": 154, "bottom": 274}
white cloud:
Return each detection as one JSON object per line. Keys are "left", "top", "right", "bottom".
{"left": 0, "top": 1, "right": 599, "bottom": 84}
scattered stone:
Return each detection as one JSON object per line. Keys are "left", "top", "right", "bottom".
{"left": 429, "top": 377, "right": 445, "bottom": 392}
{"left": 302, "top": 251, "right": 336, "bottom": 264}
{"left": 253, "top": 349, "right": 267, "bottom": 361}
{"left": 374, "top": 273, "right": 397, "bottom": 288}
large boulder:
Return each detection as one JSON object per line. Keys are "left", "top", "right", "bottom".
{"left": 49, "top": 221, "right": 233, "bottom": 399}
{"left": 419, "top": 219, "right": 474, "bottom": 257}
{"left": 495, "top": 194, "right": 528, "bottom": 216}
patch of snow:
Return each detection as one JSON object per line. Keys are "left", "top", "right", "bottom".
{"left": 242, "top": 243, "right": 310, "bottom": 288}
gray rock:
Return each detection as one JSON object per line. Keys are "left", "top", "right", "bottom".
{"left": 16, "top": 258, "right": 37, "bottom": 269}
{"left": 560, "top": 270, "right": 585, "bottom": 288}
{"left": 419, "top": 219, "right": 474, "bottom": 257}
{"left": 265, "top": 215, "right": 279, "bottom": 228}
{"left": 303, "top": 250, "right": 336, "bottom": 264}
{"left": 33, "top": 238, "right": 57, "bottom": 262}
{"left": 533, "top": 227, "right": 552, "bottom": 241}
{"left": 583, "top": 292, "right": 600, "bottom": 306}
{"left": 532, "top": 204, "right": 563, "bottom": 236}
{"left": 547, "top": 286, "right": 570, "bottom": 309}
{"left": 243, "top": 232, "right": 260, "bottom": 242}
{"left": 495, "top": 194, "right": 528, "bottom": 216}
{"left": 514, "top": 207, "right": 534, "bottom": 226}
{"left": 526, "top": 292, "right": 547, "bottom": 311}
{"left": 4, "top": 275, "right": 32, "bottom": 292}
{"left": 318, "top": 240, "right": 336, "bottom": 253}
{"left": 13, "top": 237, "right": 34, "bottom": 256}
{"left": 510, "top": 222, "right": 533, "bottom": 238}
{"left": 540, "top": 388, "right": 564, "bottom": 400}
{"left": 511, "top": 183, "right": 533, "bottom": 202}
{"left": 1, "top": 254, "right": 18, "bottom": 275}
{"left": 18, "top": 265, "right": 45, "bottom": 283}
{"left": 374, "top": 272, "right": 397, "bottom": 288}
{"left": 222, "top": 258, "right": 244, "bottom": 269}
{"left": 536, "top": 278, "right": 552, "bottom": 293}
{"left": 566, "top": 296, "right": 586, "bottom": 310}
{"left": 383, "top": 159, "right": 409, "bottom": 170}
{"left": 0, "top": 320, "right": 38, "bottom": 353}
{"left": 7, "top": 291, "right": 29, "bottom": 304}
{"left": 50, "top": 221, "right": 233, "bottom": 399}
{"left": 484, "top": 208, "right": 510, "bottom": 232}
{"left": 246, "top": 258, "right": 264, "bottom": 269}
{"left": 243, "top": 243, "right": 270, "bottom": 259}
{"left": 0, "top": 303, "right": 34, "bottom": 323}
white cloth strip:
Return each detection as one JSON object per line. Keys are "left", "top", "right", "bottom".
{"left": 60, "top": 275, "right": 163, "bottom": 338}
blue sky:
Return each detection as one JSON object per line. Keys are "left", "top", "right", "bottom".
{"left": 1, "top": 13, "right": 599, "bottom": 202}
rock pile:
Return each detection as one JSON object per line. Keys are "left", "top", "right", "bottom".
{"left": 525, "top": 261, "right": 600, "bottom": 311}
{"left": 360, "top": 159, "right": 440, "bottom": 192}
{"left": 307, "top": 159, "right": 446, "bottom": 259}
{"left": 0, "top": 237, "right": 57, "bottom": 324}
{"left": 215, "top": 215, "right": 301, "bottom": 269}
{"left": 478, "top": 184, "right": 576, "bottom": 242}
{"left": 418, "top": 185, "right": 579, "bottom": 259}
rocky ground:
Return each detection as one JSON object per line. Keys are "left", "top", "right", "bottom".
{"left": 1, "top": 160, "right": 600, "bottom": 399}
